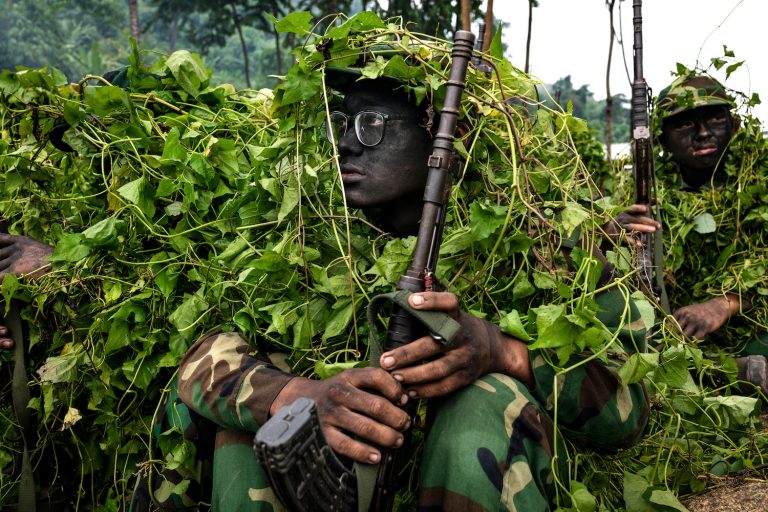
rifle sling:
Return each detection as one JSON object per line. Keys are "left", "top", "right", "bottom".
{"left": 366, "top": 290, "right": 461, "bottom": 366}
{"left": 7, "top": 301, "right": 36, "bottom": 511}
{"left": 360, "top": 291, "right": 461, "bottom": 511}
{"left": 354, "top": 462, "right": 377, "bottom": 512}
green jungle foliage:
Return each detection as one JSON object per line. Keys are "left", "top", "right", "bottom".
{"left": 0, "top": 10, "right": 765, "bottom": 512}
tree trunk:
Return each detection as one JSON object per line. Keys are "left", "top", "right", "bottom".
{"left": 169, "top": 15, "right": 178, "bottom": 53}
{"left": 128, "top": 0, "right": 140, "bottom": 45}
{"left": 482, "top": 0, "right": 494, "bottom": 51}
{"left": 525, "top": 0, "right": 534, "bottom": 73}
{"left": 230, "top": 2, "right": 251, "bottom": 88}
{"left": 460, "top": 0, "right": 471, "bottom": 32}
{"left": 605, "top": 0, "right": 616, "bottom": 166}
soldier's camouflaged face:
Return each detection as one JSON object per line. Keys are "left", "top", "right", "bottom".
{"left": 655, "top": 75, "right": 732, "bottom": 118}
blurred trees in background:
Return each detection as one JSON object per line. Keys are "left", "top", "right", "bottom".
{"left": 0, "top": 0, "right": 626, "bottom": 141}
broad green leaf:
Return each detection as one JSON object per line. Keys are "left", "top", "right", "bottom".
{"left": 166, "top": 50, "right": 209, "bottom": 97}
{"left": 169, "top": 293, "right": 209, "bottom": 339}
{"left": 209, "top": 137, "right": 239, "bottom": 176}
{"left": 561, "top": 204, "right": 590, "bottom": 236}
{"left": 529, "top": 304, "right": 580, "bottom": 355}
{"left": 37, "top": 350, "right": 83, "bottom": 384}
{"left": 513, "top": 276, "right": 535, "bottom": 300}
{"left": 692, "top": 212, "right": 716, "bottom": 234}
{"left": 103, "top": 281, "right": 123, "bottom": 305}
{"left": 49, "top": 233, "right": 91, "bottom": 262}
{"left": 82, "top": 217, "right": 122, "bottom": 247}
{"left": 1, "top": 274, "right": 20, "bottom": 310}
{"left": 701, "top": 395, "right": 759, "bottom": 428}
{"left": 569, "top": 481, "right": 597, "bottom": 512}
{"left": 369, "top": 238, "right": 414, "bottom": 283}
{"left": 122, "top": 353, "right": 160, "bottom": 390}
{"left": 489, "top": 22, "right": 504, "bottom": 60}
{"left": 85, "top": 85, "right": 131, "bottom": 116}
{"left": 281, "top": 67, "right": 322, "bottom": 105}
{"left": 647, "top": 490, "right": 688, "bottom": 512}
{"left": 360, "top": 56, "right": 389, "bottom": 80}
{"left": 268, "top": 11, "right": 312, "bottom": 35}
{"left": 277, "top": 183, "right": 299, "bottom": 223}
{"left": 160, "top": 128, "right": 189, "bottom": 164}
{"left": 322, "top": 300, "right": 355, "bottom": 341}
{"left": 315, "top": 360, "right": 362, "bottom": 379}
{"left": 105, "top": 319, "right": 130, "bottom": 355}
{"left": 630, "top": 291, "right": 656, "bottom": 331}
{"left": 117, "top": 176, "right": 156, "bottom": 219}
{"left": 652, "top": 346, "right": 694, "bottom": 390}
{"left": 292, "top": 298, "right": 329, "bottom": 348}
{"left": 260, "top": 301, "right": 298, "bottom": 335}
{"left": 63, "top": 100, "right": 87, "bottom": 127}
{"left": 623, "top": 472, "right": 656, "bottom": 512}
{"left": 469, "top": 202, "right": 507, "bottom": 240}
{"left": 499, "top": 309, "right": 532, "bottom": 341}
{"left": 533, "top": 271, "right": 557, "bottom": 290}
{"left": 618, "top": 352, "right": 659, "bottom": 385}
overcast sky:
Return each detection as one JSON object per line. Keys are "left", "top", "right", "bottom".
{"left": 487, "top": 0, "right": 765, "bottom": 123}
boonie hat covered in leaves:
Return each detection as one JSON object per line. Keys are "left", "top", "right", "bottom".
{"left": 655, "top": 74, "right": 732, "bottom": 118}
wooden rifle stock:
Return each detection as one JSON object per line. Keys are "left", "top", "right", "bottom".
{"left": 370, "top": 30, "right": 475, "bottom": 512}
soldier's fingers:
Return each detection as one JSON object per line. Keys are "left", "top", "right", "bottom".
{"left": 625, "top": 223, "right": 658, "bottom": 233}
{"left": 404, "top": 372, "right": 472, "bottom": 399}
{"left": 324, "top": 408, "right": 406, "bottom": 456}
{"left": 329, "top": 375, "right": 409, "bottom": 428}
{"left": 0, "top": 245, "right": 16, "bottom": 259}
{"left": 391, "top": 353, "right": 461, "bottom": 389}
{"left": 324, "top": 425, "right": 385, "bottom": 464}
{"left": 0, "top": 235, "right": 19, "bottom": 250}
{"left": 408, "top": 291, "right": 459, "bottom": 314}
{"left": 0, "top": 337, "right": 14, "bottom": 349}
{"left": 342, "top": 368, "right": 407, "bottom": 406}
{"left": 380, "top": 336, "right": 440, "bottom": 371}
{"left": 626, "top": 204, "right": 650, "bottom": 213}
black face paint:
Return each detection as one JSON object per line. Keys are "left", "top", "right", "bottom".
{"left": 662, "top": 105, "right": 734, "bottom": 187}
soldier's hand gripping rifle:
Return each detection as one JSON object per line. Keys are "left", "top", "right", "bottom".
{"left": 254, "top": 30, "right": 476, "bottom": 512}
{"left": 631, "top": 0, "right": 666, "bottom": 308}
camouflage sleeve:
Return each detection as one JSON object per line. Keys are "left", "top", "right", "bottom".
{"left": 177, "top": 330, "right": 294, "bottom": 432}
{"left": 528, "top": 288, "right": 650, "bottom": 452}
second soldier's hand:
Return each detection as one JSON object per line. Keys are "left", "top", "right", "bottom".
{"left": 380, "top": 291, "right": 533, "bottom": 398}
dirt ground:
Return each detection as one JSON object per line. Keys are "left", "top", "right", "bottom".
{"left": 684, "top": 480, "right": 768, "bottom": 512}
{"left": 682, "top": 412, "right": 768, "bottom": 511}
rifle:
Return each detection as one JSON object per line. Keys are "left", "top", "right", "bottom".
{"left": 254, "top": 30, "right": 476, "bottom": 512}
{"left": 630, "top": 0, "right": 666, "bottom": 310}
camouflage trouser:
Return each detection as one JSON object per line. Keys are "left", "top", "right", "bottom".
{"left": 134, "top": 371, "right": 618, "bottom": 512}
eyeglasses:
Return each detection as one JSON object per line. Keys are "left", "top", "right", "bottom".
{"left": 325, "top": 110, "right": 420, "bottom": 147}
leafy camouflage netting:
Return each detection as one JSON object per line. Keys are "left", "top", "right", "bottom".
{"left": 0, "top": 11, "right": 765, "bottom": 510}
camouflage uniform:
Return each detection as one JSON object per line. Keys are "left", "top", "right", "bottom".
{"left": 166, "top": 288, "right": 648, "bottom": 511}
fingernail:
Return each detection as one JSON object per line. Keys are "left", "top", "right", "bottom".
{"left": 382, "top": 356, "right": 395, "bottom": 368}
{"left": 410, "top": 294, "right": 425, "bottom": 306}
{"left": 368, "top": 452, "right": 381, "bottom": 463}
{"left": 395, "top": 437, "right": 403, "bottom": 448}
{"left": 400, "top": 394, "right": 408, "bottom": 405}
{"left": 393, "top": 373, "right": 403, "bottom": 382}
{"left": 408, "top": 390, "right": 419, "bottom": 398}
